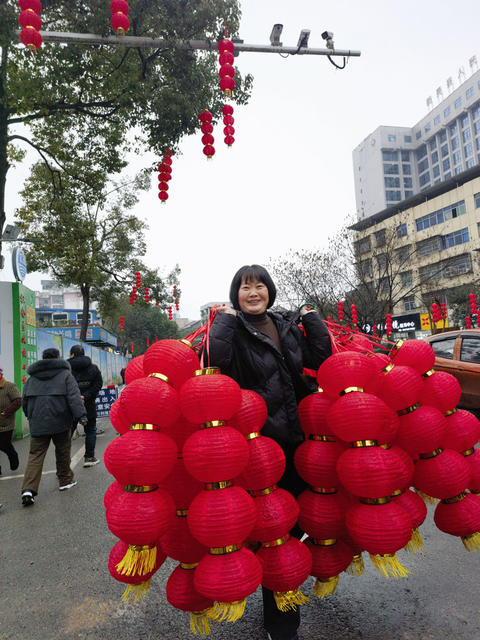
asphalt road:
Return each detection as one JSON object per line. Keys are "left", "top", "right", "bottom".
{"left": 1, "top": 421, "right": 479, "bottom": 640}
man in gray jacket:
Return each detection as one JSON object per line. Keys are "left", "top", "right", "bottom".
{"left": 21, "top": 348, "right": 87, "bottom": 506}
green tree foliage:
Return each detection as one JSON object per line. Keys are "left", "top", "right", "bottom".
{"left": 16, "top": 161, "right": 178, "bottom": 340}
{"left": 0, "top": 0, "right": 252, "bottom": 262}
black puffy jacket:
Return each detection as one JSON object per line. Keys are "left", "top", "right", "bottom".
{"left": 205, "top": 310, "right": 332, "bottom": 448}
{"left": 22, "top": 359, "right": 87, "bottom": 436}
{"left": 69, "top": 355, "right": 103, "bottom": 419}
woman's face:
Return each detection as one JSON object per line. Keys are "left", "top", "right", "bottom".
{"left": 238, "top": 277, "right": 269, "bottom": 315}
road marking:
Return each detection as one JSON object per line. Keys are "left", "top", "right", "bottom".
{"left": 0, "top": 444, "right": 85, "bottom": 481}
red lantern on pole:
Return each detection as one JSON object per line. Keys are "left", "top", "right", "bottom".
{"left": 18, "top": 0, "right": 43, "bottom": 50}
{"left": 110, "top": 0, "right": 130, "bottom": 35}
{"left": 350, "top": 303, "right": 358, "bottom": 328}
{"left": 199, "top": 110, "right": 215, "bottom": 158}
{"left": 385, "top": 313, "right": 393, "bottom": 338}
{"left": 222, "top": 104, "right": 235, "bottom": 146}
{"left": 337, "top": 301, "right": 344, "bottom": 323}
{"left": 158, "top": 149, "right": 172, "bottom": 203}
{"left": 431, "top": 302, "right": 442, "bottom": 325}
{"left": 468, "top": 292, "right": 477, "bottom": 315}
{"left": 119, "top": 316, "right": 125, "bottom": 331}
{"left": 144, "top": 287, "right": 150, "bottom": 304}
{"left": 466, "top": 316, "right": 472, "bottom": 329}
{"left": 440, "top": 302, "right": 447, "bottom": 320}
{"left": 135, "top": 272, "right": 141, "bottom": 289}
{"left": 218, "top": 37, "right": 235, "bottom": 97}
{"left": 168, "top": 306, "right": 173, "bottom": 321}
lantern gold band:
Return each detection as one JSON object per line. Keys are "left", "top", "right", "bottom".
{"left": 129, "top": 544, "right": 155, "bottom": 551}
{"left": 423, "top": 369, "right": 435, "bottom": 378}
{"left": 380, "top": 444, "right": 391, "bottom": 450}
{"left": 445, "top": 408, "right": 457, "bottom": 417}
{"left": 195, "top": 368, "right": 220, "bottom": 376}
{"left": 351, "top": 440, "right": 378, "bottom": 448}
{"left": 390, "top": 340, "right": 404, "bottom": 355}
{"left": 148, "top": 372, "right": 169, "bottom": 383}
{"left": 203, "top": 420, "right": 225, "bottom": 428}
{"left": 419, "top": 448, "right": 443, "bottom": 459}
{"left": 442, "top": 492, "right": 467, "bottom": 504}
{"left": 123, "top": 484, "right": 158, "bottom": 493}
{"left": 246, "top": 432, "right": 260, "bottom": 440}
{"left": 130, "top": 423, "right": 159, "bottom": 431}
{"left": 381, "top": 363, "right": 394, "bottom": 374}
{"left": 180, "top": 562, "right": 198, "bottom": 569}
{"left": 462, "top": 448, "right": 475, "bottom": 457}
{"left": 397, "top": 403, "right": 421, "bottom": 416}
{"left": 209, "top": 544, "right": 239, "bottom": 555}
{"left": 250, "top": 485, "right": 277, "bottom": 497}
{"left": 311, "top": 487, "right": 337, "bottom": 494}
{"left": 340, "top": 386, "right": 364, "bottom": 396}
{"left": 309, "top": 434, "right": 336, "bottom": 442}
{"left": 360, "top": 496, "right": 391, "bottom": 505}
{"left": 262, "top": 535, "right": 289, "bottom": 548}
{"left": 315, "top": 387, "right": 324, "bottom": 393}
{"left": 178, "top": 339, "right": 193, "bottom": 348}
{"left": 312, "top": 538, "right": 337, "bottom": 546}
{"left": 204, "top": 480, "right": 232, "bottom": 490}
{"left": 390, "top": 489, "right": 403, "bottom": 497}
{"left": 176, "top": 509, "right": 188, "bottom": 517}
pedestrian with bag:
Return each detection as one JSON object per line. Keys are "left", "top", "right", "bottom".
{"left": 0, "top": 366, "right": 21, "bottom": 477}
{"left": 204, "top": 264, "right": 332, "bottom": 640}
{"left": 21, "top": 348, "right": 87, "bottom": 506}
{"left": 69, "top": 345, "right": 103, "bottom": 467}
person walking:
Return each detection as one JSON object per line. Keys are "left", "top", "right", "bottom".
{"left": 204, "top": 264, "right": 332, "bottom": 640}
{"left": 21, "top": 348, "right": 87, "bottom": 506}
{"left": 69, "top": 345, "right": 103, "bottom": 467}
{"left": 0, "top": 366, "right": 22, "bottom": 476}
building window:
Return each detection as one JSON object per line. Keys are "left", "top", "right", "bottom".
{"left": 425, "top": 123, "right": 431, "bottom": 133}
{"left": 386, "top": 190, "right": 401, "bottom": 201}
{"left": 454, "top": 166, "right": 463, "bottom": 175}
{"left": 379, "top": 277, "right": 390, "bottom": 293}
{"left": 444, "top": 106, "right": 451, "bottom": 118}
{"left": 383, "top": 163, "right": 399, "bottom": 175}
{"left": 384, "top": 177, "right": 400, "bottom": 188}
{"left": 429, "top": 138, "right": 437, "bottom": 150}
{"left": 355, "top": 236, "right": 371, "bottom": 255}
{"left": 461, "top": 115, "right": 469, "bottom": 128}
{"left": 434, "top": 115, "right": 440, "bottom": 126}
{"left": 382, "top": 150, "right": 398, "bottom": 161}
{"left": 442, "top": 228, "right": 469, "bottom": 249}
{"left": 415, "top": 131, "right": 421, "bottom": 140}
{"left": 466, "top": 87, "right": 474, "bottom": 100}
{"left": 466, "top": 158, "right": 475, "bottom": 168}
{"left": 418, "top": 158, "right": 429, "bottom": 173}
{"left": 396, "top": 245, "right": 412, "bottom": 264}
{"left": 449, "top": 122, "right": 457, "bottom": 135}
{"left": 377, "top": 252, "right": 387, "bottom": 270}
{"left": 358, "top": 259, "right": 373, "bottom": 278}
{"left": 401, "top": 150, "right": 411, "bottom": 161}
{"left": 453, "top": 151, "right": 461, "bottom": 165}
{"left": 416, "top": 144, "right": 427, "bottom": 160}
{"left": 405, "top": 190, "right": 414, "bottom": 198}
{"left": 404, "top": 135, "right": 412, "bottom": 143}
{"left": 431, "top": 150, "right": 439, "bottom": 163}
{"left": 404, "top": 295, "right": 417, "bottom": 311}
{"left": 465, "top": 142, "right": 473, "bottom": 157}
{"left": 419, "top": 172, "right": 431, "bottom": 187}
{"left": 441, "top": 253, "right": 472, "bottom": 278}
{"left": 403, "top": 177, "right": 413, "bottom": 188}
{"left": 477, "top": 137, "right": 480, "bottom": 150}
{"left": 454, "top": 97, "right": 462, "bottom": 109}
{"left": 397, "top": 223, "right": 407, "bottom": 238}
{"left": 433, "top": 165, "right": 440, "bottom": 178}
{"left": 473, "top": 103, "right": 480, "bottom": 120}
{"left": 463, "top": 128, "right": 471, "bottom": 142}
{"left": 415, "top": 200, "right": 466, "bottom": 231}
{"left": 451, "top": 136, "right": 459, "bottom": 150}
{"left": 474, "top": 192, "right": 480, "bottom": 208}
{"left": 474, "top": 121, "right": 480, "bottom": 135}
{"left": 442, "top": 158, "right": 451, "bottom": 171}
{"left": 375, "top": 229, "right": 386, "bottom": 247}
{"left": 444, "top": 171, "right": 451, "bottom": 179}
{"left": 439, "top": 130, "right": 447, "bottom": 143}
{"left": 400, "top": 271, "right": 413, "bottom": 288}
{"left": 441, "top": 144, "right": 449, "bottom": 158}
{"left": 417, "top": 236, "right": 443, "bottom": 256}
{"left": 388, "top": 134, "right": 396, "bottom": 142}
{"left": 402, "top": 163, "right": 412, "bottom": 175}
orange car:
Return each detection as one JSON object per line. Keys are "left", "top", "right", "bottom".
{"left": 424, "top": 329, "right": 480, "bottom": 411}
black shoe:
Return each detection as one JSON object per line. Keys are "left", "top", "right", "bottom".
{"left": 9, "top": 449, "right": 19, "bottom": 471}
{"left": 96, "top": 428, "right": 105, "bottom": 436}
{"left": 22, "top": 491, "right": 35, "bottom": 506}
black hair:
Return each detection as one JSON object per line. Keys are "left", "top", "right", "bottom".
{"left": 229, "top": 264, "right": 277, "bottom": 310}
{"left": 70, "top": 345, "right": 85, "bottom": 357}
{"left": 42, "top": 348, "right": 60, "bottom": 359}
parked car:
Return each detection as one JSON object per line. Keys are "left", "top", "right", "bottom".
{"left": 424, "top": 329, "right": 480, "bottom": 411}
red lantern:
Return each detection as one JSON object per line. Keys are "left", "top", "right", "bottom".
{"left": 389, "top": 339, "right": 435, "bottom": 375}
{"left": 395, "top": 405, "right": 447, "bottom": 457}
{"left": 350, "top": 304, "right": 358, "bottom": 327}
{"left": 305, "top": 537, "right": 353, "bottom": 599}
{"left": 19, "top": 10, "right": 41, "bottom": 31}
{"left": 466, "top": 448, "right": 480, "bottom": 492}
{"left": 20, "top": 26, "right": 42, "bottom": 50}
{"left": 297, "top": 391, "right": 333, "bottom": 437}
{"left": 413, "top": 448, "right": 471, "bottom": 500}
{"left": 465, "top": 316, "right": 472, "bottom": 329}
{"left": 104, "top": 480, "right": 123, "bottom": 511}
{"left": 157, "top": 150, "right": 173, "bottom": 203}
{"left": 218, "top": 38, "right": 235, "bottom": 97}
{"left": 179, "top": 369, "right": 241, "bottom": 424}
{"left": 393, "top": 488, "right": 427, "bottom": 552}
{"left": 18, "top": 0, "right": 42, "bottom": 50}
{"left": 124, "top": 355, "right": 144, "bottom": 384}
{"left": 166, "top": 563, "right": 214, "bottom": 634}
{"left": 317, "top": 352, "right": 380, "bottom": 398}
{"left": 161, "top": 512, "right": 207, "bottom": 563}
{"left": 434, "top": 492, "right": 480, "bottom": 551}
{"left": 109, "top": 539, "right": 166, "bottom": 601}
{"left": 164, "top": 456, "right": 203, "bottom": 508}
{"left": 235, "top": 434, "right": 285, "bottom": 490}
{"left": 143, "top": 339, "right": 199, "bottom": 391}
{"left": 385, "top": 313, "right": 393, "bottom": 337}
{"left": 377, "top": 365, "right": 423, "bottom": 413}
{"left": 168, "top": 306, "right": 173, "bottom": 320}
{"left": 199, "top": 110, "right": 215, "bottom": 158}
{"left": 135, "top": 271, "right": 141, "bottom": 288}
{"left": 109, "top": 398, "right": 131, "bottom": 435}
{"left": 469, "top": 292, "right": 477, "bottom": 314}
{"left": 326, "top": 392, "right": 392, "bottom": 442}
{"left": 120, "top": 377, "right": 180, "bottom": 429}
{"left": 431, "top": 302, "right": 442, "bottom": 324}
{"left": 422, "top": 371, "right": 462, "bottom": 414}
{"left": 249, "top": 487, "right": 300, "bottom": 541}
{"left": 294, "top": 438, "right": 344, "bottom": 488}
{"left": 297, "top": 488, "right": 349, "bottom": 540}
{"left": 110, "top": 0, "right": 130, "bottom": 35}
{"left": 337, "top": 301, "right": 344, "bottom": 322}
{"left": 183, "top": 427, "right": 249, "bottom": 483}
{"left": 229, "top": 389, "right": 268, "bottom": 435}
{"left": 222, "top": 104, "right": 235, "bottom": 146}
{"left": 440, "top": 302, "right": 447, "bottom": 319}
{"left": 119, "top": 316, "right": 124, "bottom": 331}
{"left": 442, "top": 409, "right": 480, "bottom": 453}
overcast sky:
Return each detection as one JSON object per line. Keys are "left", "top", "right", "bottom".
{"left": 4, "top": 0, "right": 480, "bottom": 319}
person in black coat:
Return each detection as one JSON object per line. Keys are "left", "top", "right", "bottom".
{"left": 69, "top": 345, "right": 103, "bottom": 467}
{"left": 21, "top": 348, "right": 87, "bottom": 506}
{"left": 205, "top": 264, "right": 332, "bottom": 640}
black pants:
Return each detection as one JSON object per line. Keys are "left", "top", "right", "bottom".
{"left": 0, "top": 429, "right": 19, "bottom": 471}
{"left": 262, "top": 445, "right": 307, "bottom": 640}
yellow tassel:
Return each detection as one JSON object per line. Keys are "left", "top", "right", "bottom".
{"left": 313, "top": 576, "right": 339, "bottom": 599}
{"left": 207, "top": 599, "right": 246, "bottom": 622}
{"left": 190, "top": 610, "right": 213, "bottom": 635}
{"left": 121, "top": 578, "right": 152, "bottom": 602}
{"left": 369, "top": 553, "right": 410, "bottom": 578}
{"left": 274, "top": 589, "right": 309, "bottom": 612}
{"left": 346, "top": 553, "right": 364, "bottom": 576}
{"left": 462, "top": 532, "right": 480, "bottom": 551}
{"left": 404, "top": 528, "right": 424, "bottom": 554}
{"left": 414, "top": 489, "right": 439, "bottom": 505}
{"left": 116, "top": 545, "right": 157, "bottom": 577}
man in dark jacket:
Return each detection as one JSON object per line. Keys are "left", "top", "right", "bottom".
{"left": 21, "top": 348, "right": 87, "bottom": 506}
{"left": 69, "top": 345, "right": 103, "bottom": 467}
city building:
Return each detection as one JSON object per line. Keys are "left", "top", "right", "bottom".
{"left": 200, "top": 301, "right": 230, "bottom": 323}
{"left": 349, "top": 166, "right": 480, "bottom": 336}
{"left": 353, "top": 66, "right": 480, "bottom": 220}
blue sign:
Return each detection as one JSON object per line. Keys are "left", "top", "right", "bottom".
{"left": 12, "top": 248, "right": 27, "bottom": 282}
{"left": 95, "top": 386, "right": 118, "bottom": 417}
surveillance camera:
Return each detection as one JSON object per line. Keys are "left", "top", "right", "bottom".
{"left": 297, "top": 29, "right": 310, "bottom": 49}
{"left": 270, "top": 23, "right": 283, "bottom": 46}
{"left": 321, "top": 30, "right": 335, "bottom": 49}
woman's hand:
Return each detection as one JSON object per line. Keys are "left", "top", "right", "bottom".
{"left": 217, "top": 306, "right": 237, "bottom": 316}
{"left": 299, "top": 306, "right": 317, "bottom": 317}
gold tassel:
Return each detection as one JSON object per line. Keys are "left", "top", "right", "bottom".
{"left": 313, "top": 576, "right": 339, "bottom": 599}
{"left": 116, "top": 545, "right": 157, "bottom": 577}
{"left": 404, "top": 528, "right": 424, "bottom": 554}
{"left": 369, "top": 553, "right": 410, "bottom": 578}
{"left": 274, "top": 588, "right": 309, "bottom": 612}
{"left": 207, "top": 599, "right": 246, "bottom": 622}
{"left": 121, "top": 578, "right": 152, "bottom": 602}
{"left": 414, "top": 489, "right": 439, "bottom": 505}
{"left": 190, "top": 609, "right": 213, "bottom": 635}
{"left": 346, "top": 553, "right": 364, "bottom": 576}
{"left": 462, "top": 532, "right": 480, "bottom": 551}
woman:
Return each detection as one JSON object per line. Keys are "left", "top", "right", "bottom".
{"left": 0, "top": 366, "right": 22, "bottom": 476}
{"left": 205, "top": 264, "right": 332, "bottom": 640}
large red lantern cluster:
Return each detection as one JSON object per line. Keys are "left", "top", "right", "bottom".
{"left": 469, "top": 292, "right": 477, "bottom": 315}
{"left": 222, "top": 105, "right": 235, "bottom": 146}
{"left": 337, "top": 301, "right": 344, "bottom": 323}
{"left": 431, "top": 302, "right": 442, "bottom": 325}
{"left": 385, "top": 313, "right": 393, "bottom": 338}
{"left": 199, "top": 110, "right": 215, "bottom": 158}
{"left": 110, "top": 0, "right": 130, "bottom": 35}
{"left": 350, "top": 304, "right": 358, "bottom": 329}
{"left": 158, "top": 150, "right": 173, "bottom": 203}
{"left": 19, "top": 0, "right": 43, "bottom": 50}
{"left": 218, "top": 37, "right": 235, "bottom": 97}
{"left": 465, "top": 316, "right": 472, "bottom": 329}
{"left": 119, "top": 316, "right": 124, "bottom": 331}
